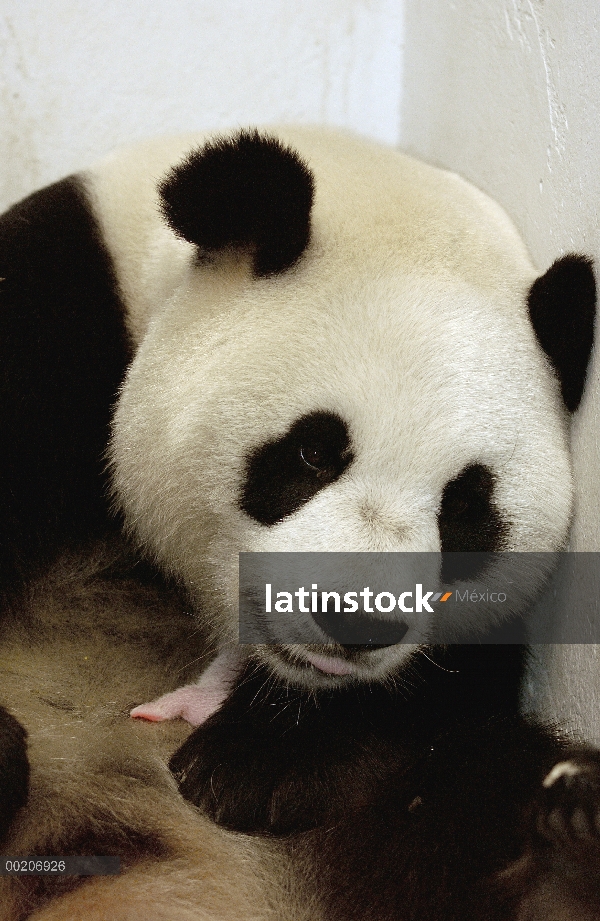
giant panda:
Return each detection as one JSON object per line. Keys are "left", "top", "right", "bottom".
{"left": 0, "top": 126, "right": 598, "bottom": 920}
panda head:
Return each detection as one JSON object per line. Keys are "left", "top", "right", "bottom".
{"left": 109, "top": 128, "right": 595, "bottom": 689}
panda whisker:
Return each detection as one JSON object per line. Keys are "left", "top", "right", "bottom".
{"left": 419, "top": 650, "right": 460, "bottom": 673}
{"left": 382, "top": 673, "right": 411, "bottom": 700}
{"left": 269, "top": 698, "right": 300, "bottom": 725}
{"left": 175, "top": 651, "right": 214, "bottom": 675}
{"left": 248, "top": 672, "right": 278, "bottom": 710}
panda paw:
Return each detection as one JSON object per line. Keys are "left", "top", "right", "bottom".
{"left": 535, "top": 751, "right": 600, "bottom": 853}
{"left": 169, "top": 717, "right": 326, "bottom": 834}
{"left": 505, "top": 750, "right": 600, "bottom": 918}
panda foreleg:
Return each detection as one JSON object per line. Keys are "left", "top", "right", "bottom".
{"left": 171, "top": 660, "right": 600, "bottom": 919}
{"left": 170, "top": 645, "right": 532, "bottom": 836}
{"left": 277, "top": 719, "right": 600, "bottom": 921}
{"left": 170, "top": 660, "right": 424, "bottom": 835}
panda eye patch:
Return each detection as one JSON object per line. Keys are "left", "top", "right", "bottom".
{"left": 240, "top": 411, "right": 353, "bottom": 525}
{"left": 438, "top": 463, "right": 509, "bottom": 582}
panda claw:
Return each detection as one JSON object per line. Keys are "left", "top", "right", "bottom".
{"left": 543, "top": 759, "right": 583, "bottom": 788}
{"left": 535, "top": 751, "right": 600, "bottom": 852}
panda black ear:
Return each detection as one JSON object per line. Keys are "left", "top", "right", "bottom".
{"left": 158, "top": 130, "right": 314, "bottom": 277}
{"left": 527, "top": 254, "right": 596, "bottom": 412}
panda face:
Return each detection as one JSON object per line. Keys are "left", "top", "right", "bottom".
{"left": 110, "top": 260, "right": 573, "bottom": 687}
{"left": 104, "top": 127, "right": 594, "bottom": 690}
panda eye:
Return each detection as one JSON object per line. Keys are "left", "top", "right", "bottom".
{"left": 300, "top": 444, "right": 327, "bottom": 471}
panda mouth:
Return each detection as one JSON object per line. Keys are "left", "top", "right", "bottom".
{"left": 271, "top": 646, "right": 354, "bottom": 675}
{"left": 274, "top": 645, "right": 379, "bottom": 678}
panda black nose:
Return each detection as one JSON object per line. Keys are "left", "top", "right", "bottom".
{"left": 312, "top": 605, "right": 409, "bottom": 646}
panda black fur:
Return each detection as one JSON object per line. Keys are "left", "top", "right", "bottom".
{"left": 0, "top": 177, "right": 131, "bottom": 604}
{"left": 0, "top": 126, "right": 599, "bottom": 920}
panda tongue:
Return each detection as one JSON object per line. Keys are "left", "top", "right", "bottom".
{"left": 303, "top": 651, "right": 356, "bottom": 676}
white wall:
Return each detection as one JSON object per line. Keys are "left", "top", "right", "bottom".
{"left": 0, "top": 0, "right": 404, "bottom": 211}
{"left": 401, "top": 0, "right": 600, "bottom": 742}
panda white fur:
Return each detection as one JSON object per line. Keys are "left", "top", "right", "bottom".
{"left": 0, "top": 126, "right": 598, "bottom": 920}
